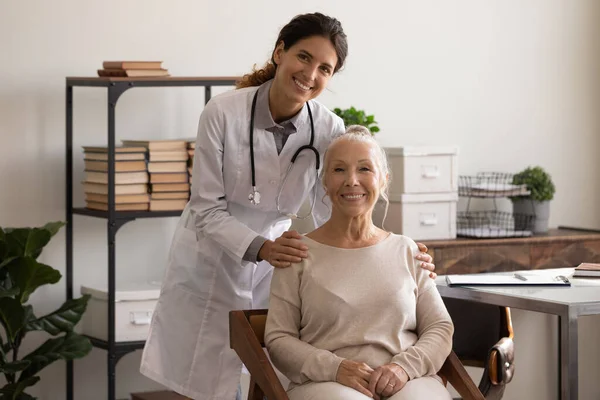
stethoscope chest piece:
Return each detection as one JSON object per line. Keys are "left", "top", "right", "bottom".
{"left": 248, "top": 186, "right": 261, "bottom": 205}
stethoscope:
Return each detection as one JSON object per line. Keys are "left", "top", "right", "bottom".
{"left": 248, "top": 88, "right": 320, "bottom": 219}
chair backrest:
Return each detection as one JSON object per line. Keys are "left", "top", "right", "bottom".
{"left": 443, "top": 298, "right": 515, "bottom": 399}
{"left": 229, "top": 309, "right": 289, "bottom": 400}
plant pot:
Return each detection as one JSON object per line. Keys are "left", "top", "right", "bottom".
{"left": 512, "top": 199, "right": 551, "bottom": 233}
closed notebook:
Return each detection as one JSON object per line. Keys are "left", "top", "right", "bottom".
{"left": 573, "top": 263, "right": 600, "bottom": 278}
{"left": 445, "top": 273, "right": 570, "bottom": 287}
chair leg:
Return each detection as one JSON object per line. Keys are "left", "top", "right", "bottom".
{"left": 248, "top": 378, "right": 265, "bottom": 400}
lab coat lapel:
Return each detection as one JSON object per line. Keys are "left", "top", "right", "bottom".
{"left": 276, "top": 114, "right": 316, "bottom": 212}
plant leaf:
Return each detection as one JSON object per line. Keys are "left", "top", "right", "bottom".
{"left": 0, "top": 287, "right": 19, "bottom": 298}
{"left": 0, "top": 376, "right": 40, "bottom": 399}
{"left": 0, "top": 236, "right": 7, "bottom": 260}
{"left": 0, "top": 255, "right": 18, "bottom": 270}
{"left": 6, "top": 258, "right": 61, "bottom": 304}
{"left": 28, "top": 222, "right": 65, "bottom": 259}
{"left": 19, "top": 332, "right": 92, "bottom": 382}
{"left": 3, "top": 229, "right": 30, "bottom": 258}
{"left": 0, "top": 360, "right": 30, "bottom": 374}
{"left": 22, "top": 229, "right": 51, "bottom": 260}
{"left": 2, "top": 222, "right": 64, "bottom": 260}
{"left": 26, "top": 295, "right": 90, "bottom": 335}
{"left": 22, "top": 305, "right": 35, "bottom": 329}
{"left": 41, "top": 222, "right": 65, "bottom": 238}
{"left": 0, "top": 297, "right": 25, "bottom": 342}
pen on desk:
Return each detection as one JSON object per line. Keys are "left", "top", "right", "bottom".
{"left": 513, "top": 273, "right": 528, "bottom": 281}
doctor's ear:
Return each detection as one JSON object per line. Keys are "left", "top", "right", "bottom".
{"left": 272, "top": 41, "right": 286, "bottom": 65}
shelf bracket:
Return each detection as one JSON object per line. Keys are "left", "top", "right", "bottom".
{"left": 112, "top": 219, "right": 135, "bottom": 234}
{"left": 108, "top": 82, "right": 133, "bottom": 107}
{"left": 113, "top": 350, "right": 131, "bottom": 365}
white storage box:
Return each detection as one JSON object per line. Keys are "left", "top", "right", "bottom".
{"left": 374, "top": 193, "right": 458, "bottom": 240}
{"left": 385, "top": 146, "right": 458, "bottom": 196}
{"left": 80, "top": 282, "right": 161, "bottom": 342}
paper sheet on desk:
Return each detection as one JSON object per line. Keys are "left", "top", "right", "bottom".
{"left": 445, "top": 274, "right": 571, "bottom": 286}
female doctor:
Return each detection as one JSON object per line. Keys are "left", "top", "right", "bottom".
{"left": 141, "top": 12, "right": 436, "bottom": 400}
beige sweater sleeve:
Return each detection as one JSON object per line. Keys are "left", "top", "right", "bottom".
{"left": 265, "top": 265, "right": 344, "bottom": 385}
{"left": 391, "top": 242, "right": 454, "bottom": 379}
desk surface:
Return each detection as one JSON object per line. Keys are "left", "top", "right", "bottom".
{"left": 437, "top": 266, "right": 600, "bottom": 400}
{"left": 437, "top": 268, "right": 600, "bottom": 313}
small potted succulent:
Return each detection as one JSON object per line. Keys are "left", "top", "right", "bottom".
{"left": 333, "top": 107, "right": 380, "bottom": 135}
{"left": 511, "top": 166, "right": 556, "bottom": 233}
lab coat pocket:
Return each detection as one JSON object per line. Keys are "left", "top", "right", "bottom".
{"left": 150, "top": 284, "right": 206, "bottom": 378}
{"left": 174, "top": 225, "right": 197, "bottom": 249}
{"left": 167, "top": 226, "right": 215, "bottom": 297}
{"left": 167, "top": 226, "right": 197, "bottom": 268}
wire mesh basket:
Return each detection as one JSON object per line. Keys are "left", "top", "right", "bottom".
{"left": 458, "top": 172, "right": 530, "bottom": 198}
{"left": 457, "top": 210, "right": 535, "bottom": 238}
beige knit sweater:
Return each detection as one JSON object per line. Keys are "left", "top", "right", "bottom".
{"left": 264, "top": 234, "right": 454, "bottom": 387}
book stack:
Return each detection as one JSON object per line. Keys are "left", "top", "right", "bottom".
{"left": 82, "top": 146, "right": 150, "bottom": 211}
{"left": 187, "top": 140, "right": 195, "bottom": 184}
{"left": 121, "top": 140, "right": 190, "bottom": 211}
{"left": 97, "top": 61, "right": 170, "bottom": 78}
{"left": 573, "top": 263, "right": 600, "bottom": 278}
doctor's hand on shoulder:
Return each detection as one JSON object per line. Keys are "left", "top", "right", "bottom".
{"left": 259, "top": 230, "right": 437, "bottom": 278}
{"left": 258, "top": 230, "right": 309, "bottom": 268}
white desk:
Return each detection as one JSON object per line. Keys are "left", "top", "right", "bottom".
{"left": 436, "top": 268, "right": 600, "bottom": 400}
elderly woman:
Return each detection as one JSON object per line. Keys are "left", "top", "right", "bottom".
{"left": 264, "top": 126, "right": 454, "bottom": 400}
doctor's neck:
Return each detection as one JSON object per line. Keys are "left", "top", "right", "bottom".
{"left": 268, "top": 85, "right": 304, "bottom": 123}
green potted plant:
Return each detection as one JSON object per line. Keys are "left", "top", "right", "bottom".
{"left": 511, "top": 166, "right": 556, "bottom": 233}
{"left": 0, "top": 221, "right": 92, "bottom": 399}
{"left": 333, "top": 107, "right": 380, "bottom": 135}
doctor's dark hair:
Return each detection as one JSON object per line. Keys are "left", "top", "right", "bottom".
{"left": 236, "top": 12, "right": 348, "bottom": 89}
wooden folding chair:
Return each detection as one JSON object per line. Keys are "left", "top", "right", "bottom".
{"left": 230, "top": 309, "right": 497, "bottom": 400}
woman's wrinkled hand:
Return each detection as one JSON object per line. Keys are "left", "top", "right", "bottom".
{"left": 336, "top": 359, "right": 375, "bottom": 398}
{"left": 258, "top": 230, "right": 308, "bottom": 268}
{"left": 368, "top": 363, "right": 409, "bottom": 400}
{"left": 415, "top": 242, "right": 437, "bottom": 279}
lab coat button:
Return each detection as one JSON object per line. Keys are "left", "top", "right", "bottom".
{"left": 269, "top": 180, "right": 277, "bottom": 185}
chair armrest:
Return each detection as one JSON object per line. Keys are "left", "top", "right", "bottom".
{"left": 229, "top": 311, "right": 289, "bottom": 400}
{"left": 439, "top": 351, "right": 485, "bottom": 400}
{"left": 488, "top": 337, "right": 515, "bottom": 385}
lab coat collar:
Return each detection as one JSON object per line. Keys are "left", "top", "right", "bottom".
{"left": 254, "top": 79, "right": 307, "bottom": 132}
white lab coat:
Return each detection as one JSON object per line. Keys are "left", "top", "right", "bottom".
{"left": 140, "top": 83, "right": 344, "bottom": 399}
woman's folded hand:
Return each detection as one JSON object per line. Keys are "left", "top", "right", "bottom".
{"left": 336, "top": 359, "right": 375, "bottom": 398}
{"left": 368, "top": 363, "right": 409, "bottom": 400}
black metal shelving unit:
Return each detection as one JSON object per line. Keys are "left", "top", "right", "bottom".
{"left": 65, "top": 76, "right": 239, "bottom": 400}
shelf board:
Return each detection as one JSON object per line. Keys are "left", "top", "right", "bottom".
{"left": 87, "top": 336, "right": 146, "bottom": 353}
{"left": 72, "top": 207, "right": 182, "bottom": 220}
{"left": 66, "top": 76, "right": 241, "bottom": 87}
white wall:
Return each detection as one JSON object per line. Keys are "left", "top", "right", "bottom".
{"left": 1, "top": 0, "right": 599, "bottom": 399}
